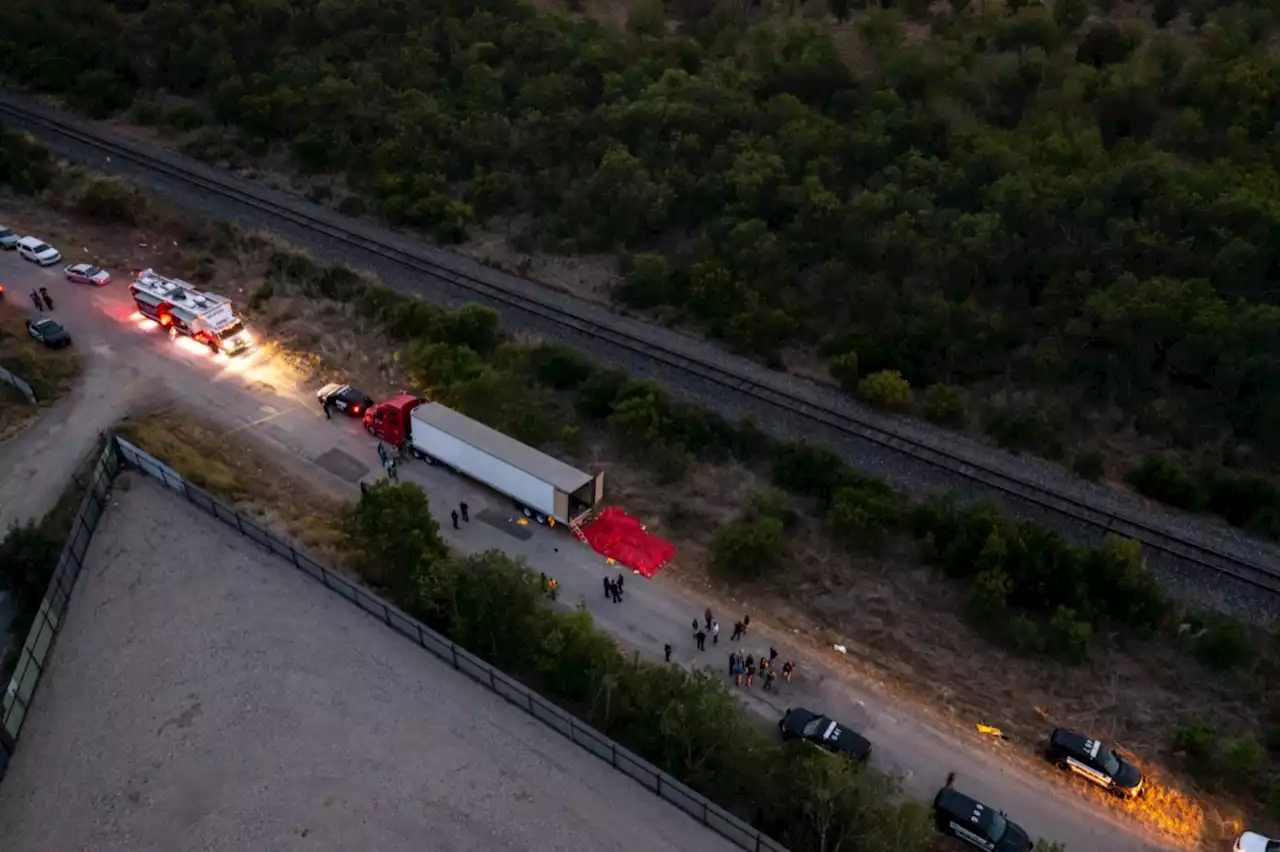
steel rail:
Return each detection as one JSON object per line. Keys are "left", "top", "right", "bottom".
{"left": 5, "top": 99, "right": 1278, "bottom": 594}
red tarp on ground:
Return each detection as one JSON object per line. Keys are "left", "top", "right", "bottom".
{"left": 581, "top": 507, "right": 676, "bottom": 579}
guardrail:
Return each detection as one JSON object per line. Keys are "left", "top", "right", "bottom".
{"left": 0, "top": 436, "right": 788, "bottom": 852}
{"left": 1, "top": 438, "right": 120, "bottom": 765}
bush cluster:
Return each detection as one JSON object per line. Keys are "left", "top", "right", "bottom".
{"left": 765, "top": 438, "right": 1167, "bottom": 662}
{"left": 0, "top": 123, "right": 54, "bottom": 195}
{"left": 344, "top": 481, "right": 933, "bottom": 852}
{"left": 1128, "top": 455, "right": 1280, "bottom": 542}
{"left": 1171, "top": 717, "right": 1280, "bottom": 818}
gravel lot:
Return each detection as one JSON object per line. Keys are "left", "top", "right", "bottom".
{"left": 2, "top": 89, "right": 1277, "bottom": 622}
{"left": 0, "top": 473, "right": 742, "bottom": 852}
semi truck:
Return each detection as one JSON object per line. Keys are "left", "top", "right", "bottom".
{"left": 363, "top": 395, "right": 604, "bottom": 526}
{"left": 130, "top": 268, "right": 254, "bottom": 355}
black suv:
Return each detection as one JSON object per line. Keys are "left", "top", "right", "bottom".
{"left": 1046, "top": 728, "right": 1143, "bottom": 799}
{"left": 779, "top": 707, "right": 872, "bottom": 761}
{"left": 317, "top": 383, "right": 374, "bottom": 418}
{"left": 933, "top": 778, "right": 1033, "bottom": 852}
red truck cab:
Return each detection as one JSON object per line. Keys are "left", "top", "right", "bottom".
{"left": 363, "top": 394, "right": 421, "bottom": 446}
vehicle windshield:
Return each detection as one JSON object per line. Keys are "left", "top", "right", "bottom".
{"left": 987, "top": 810, "right": 1008, "bottom": 842}
{"left": 84, "top": 266, "right": 102, "bottom": 276}
{"left": 0, "top": 228, "right": 12, "bottom": 237}
{"left": 1098, "top": 748, "right": 1121, "bottom": 776}
{"left": 33, "top": 243, "right": 51, "bottom": 253}
{"left": 39, "top": 321, "right": 64, "bottom": 334}
{"left": 801, "top": 718, "right": 826, "bottom": 738}
{"left": 218, "top": 321, "right": 246, "bottom": 339}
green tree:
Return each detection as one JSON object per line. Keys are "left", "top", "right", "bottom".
{"left": 710, "top": 518, "right": 786, "bottom": 580}
{"left": 830, "top": 351, "right": 860, "bottom": 393}
{"left": 342, "top": 481, "right": 449, "bottom": 602}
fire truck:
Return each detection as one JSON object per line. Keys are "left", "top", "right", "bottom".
{"left": 129, "top": 269, "right": 254, "bottom": 355}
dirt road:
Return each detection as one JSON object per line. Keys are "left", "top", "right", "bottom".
{"left": 0, "top": 251, "right": 1174, "bottom": 852}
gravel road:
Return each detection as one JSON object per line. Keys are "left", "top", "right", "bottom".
{"left": 2, "top": 90, "right": 1278, "bottom": 622}
{"left": 0, "top": 474, "right": 744, "bottom": 852}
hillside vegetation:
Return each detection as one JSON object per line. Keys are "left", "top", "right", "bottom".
{"left": 3, "top": 0, "right": 1280, "bottom": 537}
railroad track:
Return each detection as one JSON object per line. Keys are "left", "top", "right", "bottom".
{"left": 5, "top": 97, "right": 1279, "bottom": 595}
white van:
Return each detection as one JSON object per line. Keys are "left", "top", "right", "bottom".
{"left": 17, "top": 236, "right": 62, "bottom": 266}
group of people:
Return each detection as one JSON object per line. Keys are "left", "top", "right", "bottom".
{"left": 603, "top": 572, "right": 626, "bottom": 603}
{"left": 28, "top": 287, "right": 53, "bottom": 311}
{"left": 375, "top": 441, "right": 399, "bottom": 480}
{"left": 659, "top": 608, "right": 796, "bottom": 691}
{"left": 729, "top": 648, "right": 794, "bottom": 691}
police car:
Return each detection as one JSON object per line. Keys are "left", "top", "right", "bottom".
{"left": 317, "top": 383, "right": 374, "bottom": 418}
{"left": 778, "top": 707, "right": 872, "bottom": 761}
{"left": 933, "top": 776, "right": 1033, "bottom": 852}
{"left": 1045, "top": 728, "right": 1143, "bottom": 799}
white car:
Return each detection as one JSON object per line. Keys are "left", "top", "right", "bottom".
{"left": 0, "top": 225, "right": 18, "bottom": 250}
{"left": 1237, "top": 833, "right": 1279, "bottom": 852}
{"left": 65, "top": 263, "right": 112, "bottom": 286}
{"left": 17, "top": 236, "right": 62, "bottom": 266}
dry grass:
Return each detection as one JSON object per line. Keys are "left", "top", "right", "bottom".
{"left": 0, "top": 303, "right": 83, "bottom": 439}
{"left": 114, "top": 408, "right": 347, "bottom": 560}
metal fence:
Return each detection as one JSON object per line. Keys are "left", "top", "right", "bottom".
{"left": 1, "top": 436, "right": 787, "bottom": 852}
{"left": 1, "top": 438, "right": 120, "bottom": 759}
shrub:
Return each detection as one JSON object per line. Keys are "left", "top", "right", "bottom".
{"left": 576, "top": 368, "right": 629, "bottom": 418}
{"left": 826, "top": 484, "right": 899, "bottom": 547}
{"left": 1045, "top": 606, "right": 1092, "bottom": 663}
{"left": 0, "top": 127, "right": 54, "bottom": 195}
{"left": 617, "top": 253, "right": 675, "bottom": 308}
{"left": 985, "top": 406, "right": 1064, "bottom": 458}
{"left": 772, "top": 441, "right": 849, "bottom": 501}
{"left": 0, "top": 520, "right": 63, "bottom": 612}
{"left": 438, "top": 304, "right": 503, "bottom": 356}
{"left": 76, "top": 177, "right": 148, "bottom": 225}
{"left": 531, "top": 344, "right": 596, "bottom": 389}
{"left": 923, "top": 384, "right": 967, "bottom": 428}
{"left": 1171, "top": 717, "right": 1216, "bottom": 761}
{"left": 966, "top": 568, "right": 1012, "bottom": 625}
{"left": 1073, "top": 451, "right": 1106, "bottom": 481}
{"left": 1220, "top": 734, "right": 1265, "bottom": 778}
{"left": 830, "top": 350, "right": 859, "bottom": 392}
{"left": 1005, "top": 613, "right": 1043, "bottom": 653}
{"left": 709, "top": 517, "right": 786, "bottom": 581}
{"left": 751, "top": 489, "right": 800, "bottom": 530}
{"left": 1127, "top": 455, "right": 1203, "bottom": 510}
{"left": 857, "top": 370, "right": 913, "bottom": 410}
{"left": 1194, "top": 618, "right": 1253, "bottom": 671}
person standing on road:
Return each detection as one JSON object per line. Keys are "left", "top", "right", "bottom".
{"left": 450, "top": 509, "right": 459, "bottom": 529}
{"left": 460, "top": 501, "right": 469, "bottom": 522}
{"left": 377, "top": 442, "right": 388, "bottom": 464}
{"left": 782, "top": 661, "right": 794, "bottom": 682}
{"left": 383, "top": 456, "right": 398, "bottom": 481}
{"left": 743, "top": 614, "right": 751, "bottom": 633}
{"left": 39, "top": 288, "right": 52, "bottom": 311}
{"left": 769, "top": 647, "right": 778, "bottom": 666}
{"left": 711, "top": 620, "right": 719, "bottom": 644}
{"left": 611, "top": 582, "right": 622, "bottom": 604}
{"left": 664, "top": 644, "right": 672, "bottom": 663}
{"left": 616, "top": 572, "right": 624, "bottom": 592}
{"left": 704, "top": 607, "right": 713, "bottom": 630}
{"left": 29, "top": 290, "right": 42, "bottom": 311}
{"left": 322, "top": 397, "right": 331, "bottom": 419}
{"left": 728, "top": 650, "right": 737, "bottom": 676}
{"left": 730, "top": 621, "right": 744, "bottom": 642}
{"left": 692, "top": 617, "right": 699, "bottom": 632}
{"left": 745, "top": 660, "right": 756, "bottom": 688}
{"left": 695, "top": 629, "right": 706, "bottom": 651}
{"left": 764, "top": 669, "right": 777, "bottom": 692}
{"left": 603, "top": 577, "right": 612, "bottom": 599}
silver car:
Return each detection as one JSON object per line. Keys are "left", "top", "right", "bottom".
{"left": 65, "top": 263, "right": 112, "bottom": 286}
{"left": 0, "top": 226, "right": 18, "bottom": 250}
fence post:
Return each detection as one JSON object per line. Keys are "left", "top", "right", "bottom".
{"left": 291, "top": 547, "right": 300, "bottom": 569}
{"left": 450, "top": 644, "right": 458, "bottom": 670}
{"left": 489, "top": 668, "right": 496, "bottom": 690}
{"left": 656, "top": 774, "right": 663, "bottom": 797}
{"left": 611, "top": 743, "right": 617, "bottom": 768}
{"left": 382, "top": 603, "right": 391, "bottom": 627}
{"left": 235, "top": 512, "right": 244, "bottom": 534}
{"left": 527, "top": 691, "right": 533, "bottom": 713}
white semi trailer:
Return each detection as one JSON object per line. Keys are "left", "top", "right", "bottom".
{"left": 362, "top": 395, "right": 604, "bottom": 526}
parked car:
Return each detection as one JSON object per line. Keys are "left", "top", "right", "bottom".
{"left": 317, "top": 383, "right": 374, "bottom": 418}
{"left": 26, "top": 318, "right": 72, "bottom": 349}
{"left": 17, "top": 236, "right": 62, "bottom": 266}
{"left": 64, "top": 263, "right": 112, "bottom": 286}
{"left": 1045, "top": 728, "right": 1143, "bottom": 799}
{"left": 779, "top": 707, "right": 872, "bottom": 761}
{"left": 0, "top": 225, "right": 19, "bottom": 250}
{"left": 933, "top": 776, "right": 1033, "bottom": 852}
{"left": 1236, "top": 832, "right": 1279, "bottom": 852}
